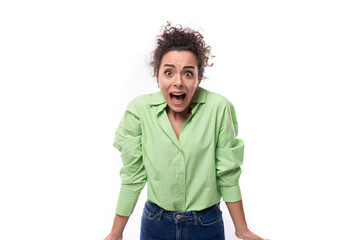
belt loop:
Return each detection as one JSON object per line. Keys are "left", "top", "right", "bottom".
{"left": 157, "top": 209, "right": 164, "bottom": 221}
{"left": 192, "top": 211, "right": 198, "bottom": 225}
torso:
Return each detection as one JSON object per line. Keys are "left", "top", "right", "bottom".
{"left": 166, "top": 107, "right": 192, "bottom": 139}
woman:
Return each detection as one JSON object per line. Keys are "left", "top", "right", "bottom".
{"left": 105, "top": 22, "right": 266, "bottom": 240}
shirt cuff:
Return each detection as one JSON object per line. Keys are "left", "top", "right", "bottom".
{"left": 219, "top": 184, "right": 242, "bottom": 202}
{"left": 115, "top": 185, "right": 142, "bottom": 216}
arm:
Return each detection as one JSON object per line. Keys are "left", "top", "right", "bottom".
{"left": 226, "top": 200, "right": 265, "bottom": 240}
{"left": 113, "top": 99, "right": 146, "bottom": 216}
{"left": 104, "top": 214, "right": 130, "bottom": 240}
{"left": 105, "top": 99, "right": 146, "bottom": 239}
{"left": 216, "top": 101, "right": 267, "bottom": 239}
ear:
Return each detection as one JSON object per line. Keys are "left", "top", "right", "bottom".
{"left": 197, "top": 77, "right": 202, "bottom": 86}
{"left": 155, "top": 71, "right": 159, "bottom": 86}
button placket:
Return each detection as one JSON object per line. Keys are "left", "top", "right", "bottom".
{"left": 178, "top": 150, "right": 186, "bottom": 210}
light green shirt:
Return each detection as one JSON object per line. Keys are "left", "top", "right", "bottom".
{"left": 113, "top": 87, "right": 244, "bottom": 216}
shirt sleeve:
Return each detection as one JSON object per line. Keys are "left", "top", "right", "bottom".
{"left": 216, "top": 100, "right": 244, "bottom": 202}
{"left": 112, "top": 100, "right": 146, "bottom": 216}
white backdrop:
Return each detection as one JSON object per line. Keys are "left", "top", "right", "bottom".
{"left": 1, "top": 0, "right": 359, "bottom": 239}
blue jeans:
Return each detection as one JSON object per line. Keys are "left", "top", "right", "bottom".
{"left": 140, "top": 201, "right": 225, "bottom": 240}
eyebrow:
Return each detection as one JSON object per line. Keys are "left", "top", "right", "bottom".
{"left": 163, "top": 64, "right": 195, "bottom": 69}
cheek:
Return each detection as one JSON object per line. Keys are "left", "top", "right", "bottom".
{"left": 157, "top": 78, "right": 164, "bottom": 88}
{"left": 187, "top": 81, "right": 199, "bottom": 90}
{"left": 158, "top": 81, "right": 169, "bottom": 90}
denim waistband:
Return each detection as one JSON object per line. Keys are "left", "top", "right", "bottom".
{"left": 145, "top": 200, "right": 220, "bottom": 222}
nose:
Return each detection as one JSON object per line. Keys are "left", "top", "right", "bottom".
{"left": 173, "top": 74, "right": 183, "bottom": 88}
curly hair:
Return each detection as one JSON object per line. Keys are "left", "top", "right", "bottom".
{"left": 151, "top": 21, "right": 214, "bottom": 79}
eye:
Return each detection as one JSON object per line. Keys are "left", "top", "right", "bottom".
{"left": 184, "top": 71, "right": 193, "bottom": 77}
{"left": 165, "top": 70, "right": 172, "bottom": 76}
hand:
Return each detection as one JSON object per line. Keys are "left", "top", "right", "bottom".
{"left": 235, "top": 228, "right": 269, "bottom": 240}
{"left": 104, "top": 232, "right": 123, "bottom": 240}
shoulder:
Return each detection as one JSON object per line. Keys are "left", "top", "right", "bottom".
{"left": 125, "top": 93, "right": 152, "bottom": 114}
{"left": 201, "top": 88, "right": 239, "bottom": 134}
{"left": 202, "top": 88, "right": 234, "bottom": 109}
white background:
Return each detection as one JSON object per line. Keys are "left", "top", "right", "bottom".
{"left": 1, "top": 0, "right": 359, "bottom": 239}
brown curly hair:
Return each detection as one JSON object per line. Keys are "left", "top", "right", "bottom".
{"left": 151, "top": 21, "right": 214, "bottom": 79}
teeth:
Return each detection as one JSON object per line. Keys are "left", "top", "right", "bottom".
{"left": 172, "top": 93, "right": 185, "bottom": 96}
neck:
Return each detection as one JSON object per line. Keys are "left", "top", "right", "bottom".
{"left": 166, "top": 106, "right": 192, "bottom": 120}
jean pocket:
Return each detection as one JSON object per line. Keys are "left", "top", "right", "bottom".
{"left": 198, "top": 205, "right": 223, "bottom": 226}
{"left": 143, "top": 202, "right": 159, "bottom": 221}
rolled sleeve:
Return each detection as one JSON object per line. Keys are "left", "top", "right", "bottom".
{"left": 216, "top": 101, "right": 244, "bottom": 202}
{"left": 113, "top": 101, "right": 146, "bottom": 216}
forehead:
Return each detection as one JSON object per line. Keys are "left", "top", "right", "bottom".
{"left": 160, "top": 50, "right": 198, "bottom": 67}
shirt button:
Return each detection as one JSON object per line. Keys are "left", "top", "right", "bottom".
{"left": 176, "top": 214, "right": 181, "bottom": 219}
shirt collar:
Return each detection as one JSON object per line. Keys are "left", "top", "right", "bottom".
{"left": 149, "top": 87, "right": 207, "bottom": 114}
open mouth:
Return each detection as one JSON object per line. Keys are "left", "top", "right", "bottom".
{"left": 170, "top": 92, "right": 186, "bottom": 105}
